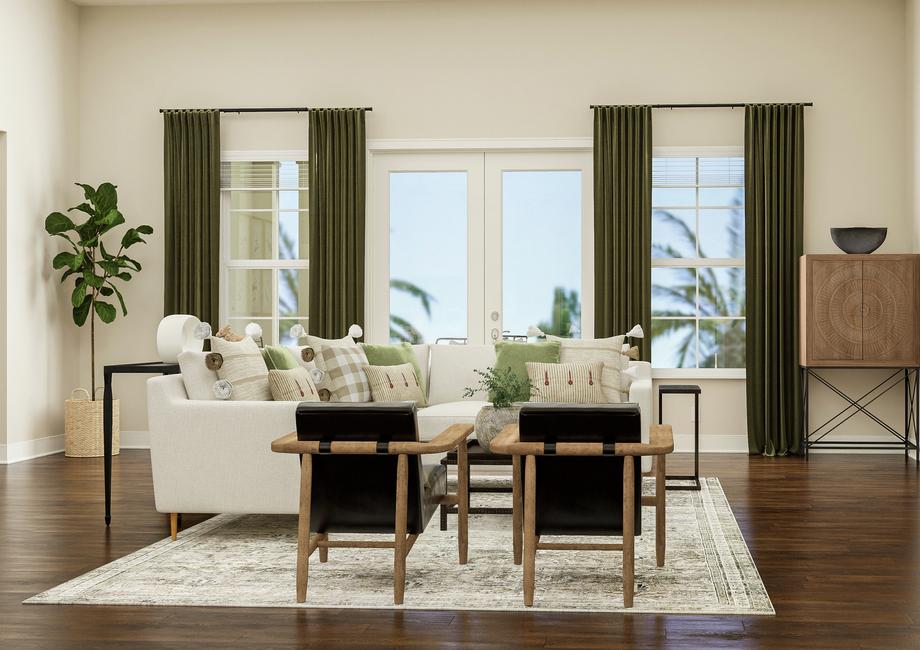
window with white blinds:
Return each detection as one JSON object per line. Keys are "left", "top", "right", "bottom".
{"left": 220, "top": 158, "right": 309, "bottom": 346}
{"left": 651, "top": 152, "right": 745, "bottom": 369}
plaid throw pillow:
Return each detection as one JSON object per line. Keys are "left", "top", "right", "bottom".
{"left": 320, "top": 345, "right": 371, "bottom": 402}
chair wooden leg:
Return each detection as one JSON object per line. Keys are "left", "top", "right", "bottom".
{"left": 656, "top": 453, "right": 666, "bottom": 568}
{"left": 394, "top": 454, "right": 408, "bottom": 605}
{"left": 523, "top": 454, "right": 536, "bottom": 607}
{"left": 318, "top": 533, "right": 328, "bottom": 563}
{"left": 169, "top": 513, "right": 178, "bottom": 540}
{"left": 296, "top": 454, "right": 313, "bottom": 603}
{"left": 623, "top": 455, "right": 635, "bottom": 608}
{"left": 512, "top": 455, "right": 523, "bottom": 565}
{"left": 457, "top": 441, "right": 469, "bottom": 565}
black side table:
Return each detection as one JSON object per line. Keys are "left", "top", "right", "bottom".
{"left": 439, "top": 439, "right": 513, "bottom": 530}
{"left": 103, "top": 361, "right": 180, "bottom": 525}
{"left": 658, "top": 384, "right": 701, "bottom": 491}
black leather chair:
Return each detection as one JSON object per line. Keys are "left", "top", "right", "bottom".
{"left": 492, "top": 402, "right": 673, "bottom": 608}
{"left": 272, "top": 402, "right": 472, "bottom": 604}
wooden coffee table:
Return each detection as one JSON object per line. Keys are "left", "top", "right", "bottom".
{"left": 439, "top": 439, "right": 513, "bottom": 530}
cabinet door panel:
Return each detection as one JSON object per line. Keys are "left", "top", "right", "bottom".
{"left": 863, "top": 259, "right": 917, "bottom": 363}
{"left": 810, "top": 260, "right": 862, "bottom": 361}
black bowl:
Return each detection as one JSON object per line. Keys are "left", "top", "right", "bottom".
{"left": 830, "top": 227, "right": 887, "bottom": 254}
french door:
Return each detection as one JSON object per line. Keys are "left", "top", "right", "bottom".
{"left": 368, "top": 149, "right": 593, "bottom": 345}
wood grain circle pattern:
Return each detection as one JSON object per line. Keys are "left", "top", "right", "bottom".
{"left": 814, "top": 263, "right": 862, "bottom": 359}
{"left": 862, "top": 262, "right": 911, "bottom": 359}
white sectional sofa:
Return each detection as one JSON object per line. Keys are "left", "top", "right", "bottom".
{"left": 147, "top": 344, "right": 652, "bottom": 516}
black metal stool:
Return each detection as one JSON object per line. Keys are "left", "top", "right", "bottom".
{"left": 658, "top": 384, "right": 701, "bottom": 490}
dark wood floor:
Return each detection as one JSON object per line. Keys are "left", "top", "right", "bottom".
{"left": 1, "top": 451, "right": 918, "bottom": 649}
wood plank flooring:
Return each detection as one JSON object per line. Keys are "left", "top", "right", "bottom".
{"left": 1, "top": 451, "right": 918, "bottom": 648}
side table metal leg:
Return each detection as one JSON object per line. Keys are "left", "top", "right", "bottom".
{"left": 103, "top": 371, "right": 113, "bottom": 526}
{"left": 693, "top": 393, "right": 700, "bottom": 490}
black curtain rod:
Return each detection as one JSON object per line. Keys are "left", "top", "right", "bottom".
{"left": 158, "top": 107, "right": 373, "bottom": 114}
{"left": 590, "top": 102, "right": 813, "bottom": 109}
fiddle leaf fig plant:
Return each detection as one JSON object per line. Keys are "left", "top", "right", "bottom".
{"left": 45, "top": 182, "right": 153, "bottom": 398}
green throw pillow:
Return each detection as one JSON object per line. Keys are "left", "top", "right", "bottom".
{"left": 360, "top": 342, "right": 427, "bottom": 404}
{"left": 261, "top": 345, "right": 299, "bottom": 371}
{"left": 492, "top": 340, "right": 561, "bottom": 402}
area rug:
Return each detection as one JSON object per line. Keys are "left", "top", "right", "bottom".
{"left": 26, "top": 477, "right": 773, "bottom": 615}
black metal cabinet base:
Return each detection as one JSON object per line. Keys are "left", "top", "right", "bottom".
{"left": 658, "top": 384, "right": 702, "bottom": 491}
{"left": 103, "top": 361, "right": 180, "bottom": 525}
{"left": 802, "top": 366, "right": 919, "bottom": 464}
{"left": 439, "top": 439, "right": 512, "bottom": 530}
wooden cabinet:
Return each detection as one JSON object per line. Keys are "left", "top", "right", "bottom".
{"left": 800, "top": 254, "right": 920, "bottom": 367}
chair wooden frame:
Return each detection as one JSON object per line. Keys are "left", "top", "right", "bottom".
{"left": 490, "top": 422, "right": 674, "bottom": 608}
{"left": 271, "top": 423, "right": 473, "bottom": 605}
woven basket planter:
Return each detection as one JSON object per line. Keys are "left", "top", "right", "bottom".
{"left": 65, "top": 388, "right": 120, "bottom": 458}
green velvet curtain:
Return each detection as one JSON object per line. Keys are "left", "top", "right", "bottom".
{"left": 308, "top": 108, "right": 366, "bottom": 338}
{"left": 163, "top": 109, "right": 221, "bottom": 327}
{"left": 745, "top": 104, "right": 805, "bottom": 455}
{"left": 593, "top": 105, "right": 652, "bottom": 358}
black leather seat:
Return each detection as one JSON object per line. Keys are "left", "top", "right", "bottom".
{"left": 295, "top": 402, "right": 446, "bottom": 535}
{"left": 519, "top": 402, "right": 642, "bottom": 536}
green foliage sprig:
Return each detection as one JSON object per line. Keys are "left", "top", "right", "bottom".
{"left": 45, "top": 182, "right": 153, "bottom": 396}
{"left": 463, "top": 367, "right": 534, "bottom": 410}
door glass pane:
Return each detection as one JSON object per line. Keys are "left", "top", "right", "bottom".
{"left": 278, "top": 211, "right": 308, "bottom": 260}
{"left": 227, "top": 269, "right": 272, "bottom": 318}
{"left": 502, "top": 170, "right": 582, "bottom": 337}
{"left": 389, "top": 172, "right": 467, "bottom": 343}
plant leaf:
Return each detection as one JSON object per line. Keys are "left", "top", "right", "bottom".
{"left": 99, "top": 286, "right": 114, "bottom": 297}
{"left": 95, "top": 183, "right": 118, "bottom": 215}
{"left": 75, "top": 183, "right": 97, "bottom": 203}
{"left": 83, "top": 270, "right": 105, "bottom": 288}
{"left": 120, "top": 228, "right": 145, "bottom": 248}
{"left": 98, "top": 260, "right": 121, "bottom": 276}
{"left": 120, "top": 255, "right": 142, "bottom": 271}
{"left": 99, "top": 209, "right": 125, "bottom": 233}
{"left": 68, "top": 251, "right": 85, "bottom": 272}
{"left": 136, "top": 224, "right": 153, "bottom": 235}
{"left": 71, "top": 284, "right": 87, "bottom": 308}
{"left": 60, "top": 268, "right": 77, "bottom": 283}
{"left": 45, "top": 212, "right": 75, "bottom": 235}
{"left": 68, "top": 202, "right": 96, "bottom": 218}
{"left": 116, "top": 271, "right": 131, "bottom": 281}
{"left": 108, "top": 282, "right": 127, "bottom": 316}
{"left": 73, "top": 296, "right": 92, "bottom": 327}
{"left": 52, "top": 251, "right": 75, "bottom": 270}
{"left": 94, "top": 300, "right": 117, "bottom": 324}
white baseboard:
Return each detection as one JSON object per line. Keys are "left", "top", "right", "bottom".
{"left": 0, "top": 430, "right": 151, "bottom": 465}
{"left": 674, "top": 433, "right": 748, "bottom": 453}
{"left": 0, "top": 434, "right": 65, "bottom": 464}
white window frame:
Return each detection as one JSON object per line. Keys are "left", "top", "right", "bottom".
{"left": 651, "top": 146, "right": 746, "bottom": 380}
{"left": 365, "top": 138, "right": 594, "bottom": 345}
{"left": 219, "top": 150, "right": 310, "bottom": 344}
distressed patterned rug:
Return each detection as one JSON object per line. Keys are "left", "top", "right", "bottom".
{"left": 27, "top": 477, "right": 773, "bottom": 615}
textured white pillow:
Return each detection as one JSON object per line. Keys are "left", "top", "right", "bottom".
{"left": 320, "top": 345, "right": 371, "bottom": 402}
{"left": 545, "top": 334, "right": 628, "bottom": 402}
{"left": 526, "top": 361, "right": 607, "bottom": 404}
{"left": 210, "top": 336, "right": 272, "bottom": 401}
{"left": 177, "top": 350, "right": 218, "bottom": 400}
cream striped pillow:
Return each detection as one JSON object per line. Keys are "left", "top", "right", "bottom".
{"left": 526, "top": 361, "right": 606, "bottom": 404}
{"left": 210, "top": 336, "right": 271, "bottom": 401}
{"left": 545, "top": 334, "right": 627, "bottom": 402}
{"left": 268, "top": 367, "right": 321, "bottom": 402}
{"left": 364, "top": 363, "right": 426, "bottom": 404}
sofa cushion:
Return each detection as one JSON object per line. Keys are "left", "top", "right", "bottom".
{"left": 428, "top": 344, "right": 496, "bottom": 405}
{"left": 493, "top": 341, "right": 561, "bottom": 402}
{"left": 268, "top": 367, "right": 321, "bottom": 402}
{"left": 364, "top": 363, "right": 426, "bottom": 405}
{"left": 177, "top": 350, "right": 218, "bottom": 400}
{"left": 361, "top": 342, "right": 427, "bottom": 398}
{"left": 546, "top": 334, "right": 628, "bottom": 402}
{"left": 210, "top": 336, "right": 272, "bottom": 401}
{"left": 527, "top": 361, "right": 607, "bottom": 404}
{"left": 417, "top": 400, "right": 489, "bottom": 441}
{"left": 320, "top": 345, "right": 371, "bottom": 402}
{"left": 261, "top": 345, "right": 299, "bottom": 371}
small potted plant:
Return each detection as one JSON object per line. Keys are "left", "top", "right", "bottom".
{"left": 463, "top": 367, "right": 534, "bottom": 452}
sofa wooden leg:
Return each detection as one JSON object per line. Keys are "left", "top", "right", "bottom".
{"left": 623, "top": 455, "right": 635, "bottom": 608}
{"left": 296, "top": 454, "right": 313, "bottom": 603}
{"left": 512, "top": 455, "right": 523, "bottom": 565}
{"left": 523, "top": 454, "right": 536, "bottom": 607}
{"left": 394, "top": 454, "right": 408, "bottom": 605}
{"left": 656, "top": 454, "right": 666, "bottom": 568}
{"left": 169, "top": 513, "right": 178, "bottom": 540}
{"left": 457, "top": 442, "right": 469, "bottom": 565}
{"left": 318, "top": 533, "right": 328, "bottom": 563}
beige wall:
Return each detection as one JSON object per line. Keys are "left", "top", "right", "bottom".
{"left": 73, "top": 0, "right": 910, "bottom": 450}
{"left": 0, "top": 0, "right": 81, "bottom": 462}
